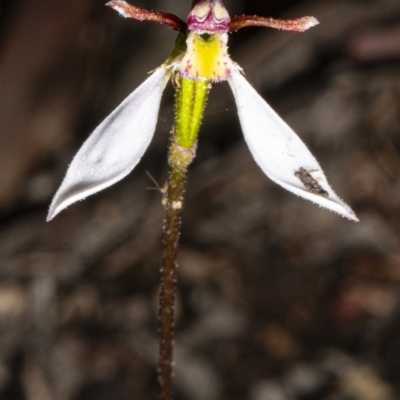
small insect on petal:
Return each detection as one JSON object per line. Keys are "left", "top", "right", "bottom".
{"left": 228, "top": 68, "right": 358, "bottom": 221}
{"left": 47, "top": 66, "right": 171, "bottom": 221}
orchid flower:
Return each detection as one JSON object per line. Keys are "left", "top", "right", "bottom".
{"left": 47, "top": 0, "right": 357, "bottom": 222}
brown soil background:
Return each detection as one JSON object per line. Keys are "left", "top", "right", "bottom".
{"left": 1, "top": 0, "right": 400, "bottom": 399}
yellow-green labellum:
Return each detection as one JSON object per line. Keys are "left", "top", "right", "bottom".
{"left": 178, "top": 32, "right": 233, "bottom": 82}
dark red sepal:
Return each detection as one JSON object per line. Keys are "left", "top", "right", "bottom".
{"left": 107, "top": 1, "right": 187, "bottom": 33}
{"left": 229, "top": 15, "right": 319, "bottom": 33}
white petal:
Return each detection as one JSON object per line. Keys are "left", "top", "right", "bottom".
{"left": 47, "top": 66, "right": 170, "bottom": 221}
{"left": 229, "top": 69, "right": 358, "bottom": 221}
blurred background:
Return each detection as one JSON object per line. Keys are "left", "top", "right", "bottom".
{"left": 1, "top": 0, "right": 400, "bottom": 399}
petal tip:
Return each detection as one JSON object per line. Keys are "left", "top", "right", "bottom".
{"left": 326, "top": 199, "right": 358, "bottom": 222}
{"left": 345, "top": 210, "right": 359, "bottom": 222}
{"left": 304, "top": 16, "right": 319, "bottom": 30}
{"left": 46, "top": 214, "right": 54, "bottom": 222}
{"left": 105, "top": 0, "right": 129, "bottom": 17}
{"left": 46, "top": 209, "right": 57, "bottom": 222}
{"left": 46, "top": 202, "right": 63, "bottom": 222}
{"left": 105, "top": 0, "right": 117, "bottom": 8}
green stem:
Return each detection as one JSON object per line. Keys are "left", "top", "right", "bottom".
{"left": 158, "top": 77, "right": 209, "bottom": 400}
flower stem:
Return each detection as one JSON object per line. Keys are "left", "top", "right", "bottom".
{"left": 158, "top": 76, "right": 209, "bottom": 400}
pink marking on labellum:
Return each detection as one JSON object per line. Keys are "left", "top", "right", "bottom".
{"left": 229, "top": 15, "right": 319, "bottom": 32}
{"left": 106, "top": 0, "right": 186, "bottom": 32}
{"left": 188, "top": 0, "right": 231, "bottom": 33}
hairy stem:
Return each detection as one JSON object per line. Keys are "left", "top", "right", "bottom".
{"left": 159, "top": 139, "right": 194, "bottom": 400}
{"left": 158, "top": 76, "right": 209, "bottom": 400}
